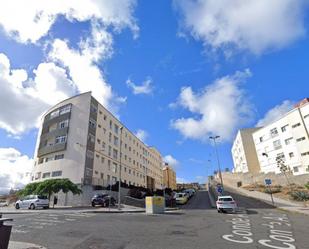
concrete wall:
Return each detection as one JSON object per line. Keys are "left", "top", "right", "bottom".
{"left": 51, "top": 186, "right": 130, "bottom": 207}
{"left": 217, "top": 172, "right": 309, "bottom": 188}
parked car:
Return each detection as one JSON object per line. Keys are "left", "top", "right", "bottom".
{"left": 175, "top": 192, "right": 188, "bottom": 205}
{"left": 185, "top": 189, "right": 195, "bottom": 198}
{"left": 216, "top": 195, "right": 237, "bottom": 213}
{"left": 15, "top": 195, "right": 49, "bottom": 210}
{"left": 91, "top": 194, "right": 116, "bottom": 207}
{"left": 0, "top": 201, "right": 8, "bottom": 207}
{"left": 165, "top": 194, "right": 176, "bottom": 207}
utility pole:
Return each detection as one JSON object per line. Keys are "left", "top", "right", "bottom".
{"left": 118, "top": 126, "right": 123, "bottom": 210}
{"left": 209, "top": 135, "right": 224, "bottom": 187}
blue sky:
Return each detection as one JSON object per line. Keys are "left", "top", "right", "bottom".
{"left": 0, "top": 0, "right": 308, "bottom": 191}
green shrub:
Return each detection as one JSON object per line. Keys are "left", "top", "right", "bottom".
{"left": 305, "top": 182, "right": 309, "bottom": 190}
{"left": 290, "top": 191, "right": 309, "bottom": 201}
{"left": 264, "top": 187, "right": 281, "bottom": 194}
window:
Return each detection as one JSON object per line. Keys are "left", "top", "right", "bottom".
{"left": 285, "top": 137, "right": 293, "bottom": 145}
{"left": 55, "top": 135, "right": 66, "bottom": 144}
{"left": 35, "top": 172, "right": 41, "bottom": 180}
{"left": 114, "top": 136, "right": 119, "bottom": 146}
{"left": 38, "top": 158, "right": 44, "bottom": 164}
{"left": 99, "top": 111, "right": 102, "bottom": 115}
{"left": 114, "top": 124, "right": 119, "bottom": 134}
{"left": 102, "top": 142, "right": 106, "bottom": 151}
{"left": 108, "top": 160, "right": 111, "bottom": 170}
{"left": 293, "top": 167, "right": 299, "bottom": 173}
{"left": 109, "top": 120, "right": 112, "bottom": 129}
{"left": 129, "top": 169, "right": 131, "bottom": 174}
{"left": 124, "top": 167, "right": 127, "bottom": 172}
{"left": 86, "top": 150, "right": 94, "bottom": 159}
{"left": 59, "top": 120, "right": 69, "bottom": 129}
{"left": 108, "top": 146, "right": 112, "bottom": 156}
{"left": 88, "top": 133, "right": 95, "bottom": 143}
{"left": 100, "top": 173, "right": 104, "bottom": 179}
{"left": 95, "top": 171, "right": 98, "bottom": 175}
{"left": 103, "top": 115, "right": 107, "bottom": 121}
{"left": 109, "top": 133, "right": 112, "bottom": 143}
{"left": 97, "top": 139, "right": 101, "bottom": 144}
{"left": 113, "top": 149, "right": 118, "bottom": 159}
{"left": 50, "top": 109, "right": 59, "bottom": 119}
{"left": 112, "top": 163, "right": 117, "bottom": 173}
{"left": 281, "top": 125, "right": 288, "bottom": 132}
{"left": 301, "top": 151, "right": 309, "bottom": 156}
{"left": 273, "top": 140, "right": 282, "bottom": 150}
{"left": 45, "top": 156, "right": 54, "bottom": 162}
{"left": 96, "top": 154, "right": 99, "bottom": 158}
{"left": 296, "top": 137, "right": 305, "bottom": 142}
{"left": 42, "top": 172, "right": 50, "bottom": 179}
{"left": 292, "top": 123, "right": 301, "bottom": 128}
{"left": 112, "top": 176, "right": 117, "bottom": 184}
{"left": 55, "top": 154, "right": 64, "bottom": 160}
{"left": 276, "top": 153, "right": 285, "bottom": 159}
{"left": 270, "top": 128, "right": 278, "bottom": 137}
{"left": 101, "top": 157, "right": 105, "bottom": 164}
{"left": 52, "top": 171, "right": 62, "bottom": 177}
{"left": 90, "top": 104, "right": 97, "bottom": 113}
{"left": 306, "top": 166, "right": 309, "bottom": 172}
{"left": 89, "top": 119, "right": 96, "bottom": 129}
{"left": 107, "top": 175, "right": 110, "bottom": 182}
{"left": 59, "top": 105, "right": 71, "bottom": 115}
{"left": 289, "top": 152, "right": 294, "bottom": 158}
{"left": 98, "top": 124, "right": 101, "bottom": 128}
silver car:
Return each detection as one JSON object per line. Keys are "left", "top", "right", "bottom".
{"left": 15, "top": 195, "right": 49, "bottom": 210}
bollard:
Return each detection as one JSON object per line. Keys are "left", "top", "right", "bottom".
{"left": 0, "top": 218, "right": 13, "bottom": 249}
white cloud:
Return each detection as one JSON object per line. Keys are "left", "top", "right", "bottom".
{"left": 0, "top": 148, "right": 33, "bottom": 194}
{"left": 174, "top": 0, "right": 306, "bottom": 55}
{"left": 176, "top": 177, "right": 188, "bottom": 184}
{"left": 0, "top": 1, "right": 139, "bottom": 135}
{"left": 126, "top": 77, "right": 153, "bottom": 95}
{"left": 0, "top": 0, "right": 138, "bottom": 44}
{"left": 0, "top": 53, "right": 75, "bottom": 135}
{"left": 171, "top": 69, "right": 254, "bottom": 142}
{"left": 163, "top": 155, "right": 179, "bottom": 168}
{"left": 135, "top": 129, "right": 148, "bottom": 143}
{"left": 257, "top": 100, "right": 294, "bottom": 127}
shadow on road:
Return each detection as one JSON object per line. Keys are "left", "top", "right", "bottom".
{"left": 224, "top": 190, "right": 275, "bottom": 210}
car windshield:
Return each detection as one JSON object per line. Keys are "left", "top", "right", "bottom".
{"left": 219, "top": 198, "right": 233, "bottom": 202}
{"left": 38, "top": 195, "right": 48, "bottom": 199}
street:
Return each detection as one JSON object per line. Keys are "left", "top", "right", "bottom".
{"left": 4, "top": 190, "right": 309, "bottom": 249}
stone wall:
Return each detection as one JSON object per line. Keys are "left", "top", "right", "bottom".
{"left": 216, "top": 172, "right": 309, "bottom": 188}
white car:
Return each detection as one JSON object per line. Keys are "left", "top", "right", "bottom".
{"left": 15, "top": 195, "right": 49, "bottom": 210}
{"left": 216, "top": 195, "right": 237, "bottom": 213}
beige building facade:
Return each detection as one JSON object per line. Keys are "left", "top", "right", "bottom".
{"left": 231, "top": 128, "right": 261, "bottom": 174}
{"left": 32, "top": 92, "right": 164, "bottom": 190}
{"left": 253, "top": 98, "right": 309, "bottom": 175}
{"left": 162, "top": 165, "right": 176, "bottom": 190}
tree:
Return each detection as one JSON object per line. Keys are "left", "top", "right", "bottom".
{"left": 18, "top": 179, "right": 82, "bottom": 206}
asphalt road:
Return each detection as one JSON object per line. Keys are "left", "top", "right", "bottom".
{"left": 4, "top": 190, "right": 309, "bottom": 249}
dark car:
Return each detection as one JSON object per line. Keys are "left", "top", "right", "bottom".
{"left": 91, "top": 194, "right": 116, "bottom": 207}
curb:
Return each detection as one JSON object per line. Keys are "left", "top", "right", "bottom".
{"left": 82, "top": 209, "right": 145, "bottom": 214}
{"left": 277, "top": 207, "right": 309, "bottom": 216}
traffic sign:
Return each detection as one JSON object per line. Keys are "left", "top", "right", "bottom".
{"left": 217, "top": 186, "right": 223, "bottom": 194}
{"left": 265, "top": 179, "right": 272, "bottom": 185}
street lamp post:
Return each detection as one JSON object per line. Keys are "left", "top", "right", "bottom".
{"left": 118, "top": 126, "right": 123, "bottom": 210}
{"left": 209, "top": 135, "right": 224, "bottom": 187}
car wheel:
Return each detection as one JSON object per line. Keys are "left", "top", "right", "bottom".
{"left": 15, "top": 203, "right": 20, "bottom": 209}
{"left": 30, "top": 204, "right": 35, "bottom": 210}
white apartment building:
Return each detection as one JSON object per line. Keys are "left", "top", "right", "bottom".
{"left": 253, "top": 98, "right": 309, "bottom": 175}
{"left": 32, "top": 92, "right": 164, "bottom": 190}
{"left": 232, "top": 128, "right": 261, "bottom": 174}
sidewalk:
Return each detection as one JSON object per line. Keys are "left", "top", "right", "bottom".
{"left": 224, "top": 184, "right": 309, "bottom": 216}
{"left": 0, "top": 204, "right": 145, "bottom": 214}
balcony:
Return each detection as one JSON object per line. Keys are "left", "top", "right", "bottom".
{"left": 37, "top": 142, "right": 67, "bottom": 157}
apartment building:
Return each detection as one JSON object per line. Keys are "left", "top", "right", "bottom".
{"left": 231, "top": 128, "right": 261, "bottom": 174}
{"left": 253, "top": 98, "right": 309, "bottom": 175}
{"left": 163, "top": 164, "right": 177, "bottom": 190}
{"left": 32, "top": 92, "right": 164, "bottom": 190}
